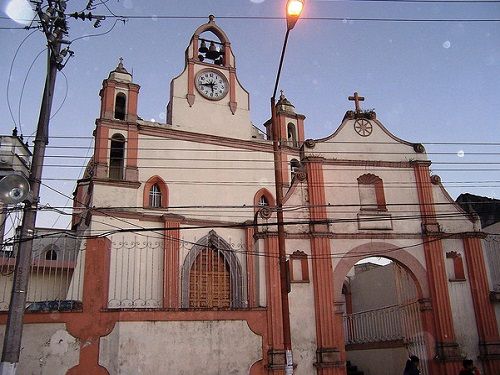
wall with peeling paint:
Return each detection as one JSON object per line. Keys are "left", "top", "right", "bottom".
{"left": 0, "top": 323, "right": 79, "bottom": 374}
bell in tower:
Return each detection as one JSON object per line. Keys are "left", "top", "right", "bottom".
{"left": 166, "top": 15, "right": 258, "bottom": 141}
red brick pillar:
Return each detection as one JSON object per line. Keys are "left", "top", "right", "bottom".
{"left": 163, "top": 219, "right": 180, "bottom": 309}
{"left": 264, "top": 236, "right": 286, "bottom": 374}
{"left": 306, "top": 158, "right": 346, "bottom": 375}
{"left": 463, "top": 236, "right": 500, "bottom": 375}
{"left": 414, "top": 163, "right": 462, "bottom": 374}
{"left": 67, "top": 237, "right": 115, "bottom": 375}
{"left": 246, "top": 226, "right": 257, "bottom": 308}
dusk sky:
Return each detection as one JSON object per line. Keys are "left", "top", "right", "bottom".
{"left": 1, "top": 0, "right": 499, "bottom": 237}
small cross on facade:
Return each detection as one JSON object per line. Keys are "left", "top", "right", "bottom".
{"left": 348, "top": 92, "right": 365, "bottom": 112}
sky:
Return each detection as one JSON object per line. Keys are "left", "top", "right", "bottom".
{"left": 1, "top": 0, "right": 499, "bottom": 237}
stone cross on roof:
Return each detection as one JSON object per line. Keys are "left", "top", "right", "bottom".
{"left": 348, "top": 92, "right": 365, "bottom": 112}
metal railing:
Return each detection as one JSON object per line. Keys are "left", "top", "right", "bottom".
{"left": 343, "top": 304, "right": 404, "bottom": 344}
{"left": 107, "top": 238, "right": 164, "bottom": 308}
{"left": 0, "top": 244, "right": 84, "bottom": 311}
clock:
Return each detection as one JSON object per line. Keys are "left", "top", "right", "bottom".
{"left": 195, "top": 69, "right": 229, "bottom": 100}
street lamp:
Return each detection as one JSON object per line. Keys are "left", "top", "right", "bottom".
{"left": 270, "top": 1, "right": 304, "bottom": 374}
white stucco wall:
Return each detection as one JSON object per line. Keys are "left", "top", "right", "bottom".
{"left": 0, "top": 323, "right": 79, "bottom": 375}
{"left": 99, "top": 320, "right": 261, "bottom": 375}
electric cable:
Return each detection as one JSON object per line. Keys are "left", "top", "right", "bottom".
{"left": 6, "top": 29, "right": 39, "bottom": 133}
{"left": 17, "top": 48, "right": 47, "bottom": 130}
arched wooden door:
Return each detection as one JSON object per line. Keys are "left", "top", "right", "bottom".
{"left": 189, "top": 248, "right": 230, "bottom": 308}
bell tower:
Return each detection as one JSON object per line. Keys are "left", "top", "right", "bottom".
{"left": 264, "top": 92, "right": 305, "bottom": 148}
{"left": 99, "top": 58, "right": 140, "bottom": 122}
{"left": 93, "top": 59, "right": 140, "bottom": 182}
{"left": 167, "top": 15, "right": 257, "bottom": 140}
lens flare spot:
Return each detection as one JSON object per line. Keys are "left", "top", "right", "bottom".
{"left": 5, "top": 0, "right": 35, "bottom": 26}
{"left": 442, "top": 40, "right": 451, "bottom": 49}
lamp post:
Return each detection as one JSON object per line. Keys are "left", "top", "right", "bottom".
{"left": 271, "top": 1, "right": 304, "bottom": 374}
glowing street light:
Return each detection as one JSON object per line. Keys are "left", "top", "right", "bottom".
{"left": 286, "top": 0, "right": 304, "bottom": 30}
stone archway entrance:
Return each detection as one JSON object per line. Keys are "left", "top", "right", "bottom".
{"left": 334, "top": 243, "right": 434, "bottom": 375}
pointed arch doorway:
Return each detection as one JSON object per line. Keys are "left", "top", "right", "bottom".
{"left": 181, "top": 230, "right": 244, "bottom": 309}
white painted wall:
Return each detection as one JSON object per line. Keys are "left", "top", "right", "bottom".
{"left": 99, "top": 320, "right": 261, "bottom": 375}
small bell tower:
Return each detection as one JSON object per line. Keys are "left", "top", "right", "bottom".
{"left": 99, "top": 58, "right": 140, "bottom": 122}
{"left": 167, "top": 15, "right": 257, "bottom": 140}
{"left": 264, "top": 92, "right": 305, "bottom": 148}
{"left": 93, "top": 59, "right": 140, "bottom": 182}
{"left": 264, "top": 92, "right": 306, "bottom": 187}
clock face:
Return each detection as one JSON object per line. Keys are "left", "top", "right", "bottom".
{"left": 195, "top": 69, "right": 228, "bottom": 100}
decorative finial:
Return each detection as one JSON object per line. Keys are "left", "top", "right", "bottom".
{"left": 208, "top": 15, "right": 215, "bottom": 23}
{"left": 280, "top": 90, "right": 285, "bottom": 100}
{"left": 12, "top": 127, "right": 17, "bottom": 137}
{"left": 115, "top": 57, "right": 128, "bottom": 74}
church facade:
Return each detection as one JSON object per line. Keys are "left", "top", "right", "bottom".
{"left": 1, "top": 16, "right": 498, "bottom": 375}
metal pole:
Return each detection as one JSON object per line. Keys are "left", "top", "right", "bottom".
{"left": 271, "top": 27, "right": 294, "bottom": 375}
{"left": 0, "top": 14, "right": 61, "bottom": 375}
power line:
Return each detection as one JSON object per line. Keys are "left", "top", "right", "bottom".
{"left": 21, "top": 135, "right": 500, "bottom": 145}
{"left": 64, "top": 14, "right": 500, "bottom": 23}
{"left": 2, "top": 13, "right": 500, "bottom": 24}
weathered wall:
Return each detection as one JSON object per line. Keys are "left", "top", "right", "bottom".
{"left": 99, "top": 320, "right": 261, "bottom": 375}
{"left": 0, "top": 323, "right": 79, "bottom": 375}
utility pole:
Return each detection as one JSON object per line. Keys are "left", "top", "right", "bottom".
{"left": 0, "top": 1, "right": 103, "bottom": 373}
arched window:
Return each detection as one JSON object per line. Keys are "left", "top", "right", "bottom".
{"left": 45, "top": 249, "right": 57, "bottom": 261}
{"left": 181, "top": 231, "right": 244, "bottom": 309}
{"left": 287, "top": 122, "right": 298, "bottom": 147}
{"left": 109, "top": 134, "right": 125, "bottom": 180}
{"left": 143, "top": 176, "right": 169, "bottom": 208}
{"left": 149, "top": 184, "right": 162, "bottom": 208}
{"left": 290, "top": 159, "right": 301, "bottom": 179}
{"left": 357, "top": 173, "right": 387, "bottom": 211}
{"left": 253, "top": 188, "right": 275, "bottom": 214}
{"left": 43, "top": 244, "right": 59, "bottom": 261}
{"left": 114, "top": 93, "right": 126, "bottom": 120}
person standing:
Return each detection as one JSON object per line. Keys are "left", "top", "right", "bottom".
{"left": 459, "top": 359, "right": 480, "bottom": 375}
{"left": 403, "top": 355, "right": 421, "bottom": 375}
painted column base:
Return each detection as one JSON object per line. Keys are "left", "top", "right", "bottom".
{"left": 479, "top": 340, "right": 500, "bottom": 375}
{"left": 266, "top": 349, "right": 295, "bottom": 372}
{"left": 479, "top": 340, "right": 500, "bottom": 359}
{"left": 313, "top": 347, "right": 343, "bottom": 368}
{"left": 435, "top": 341, "right": 463, "bottom": 362}
{"left": 434, "top": 342, "right": 462, "bottom": 374}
